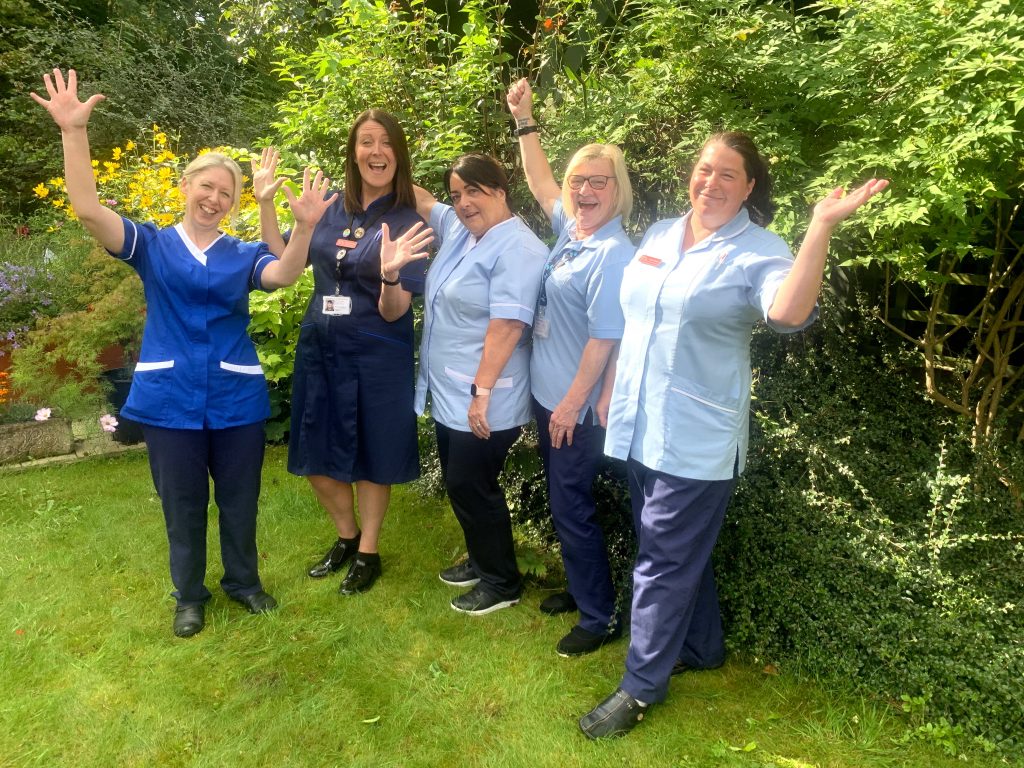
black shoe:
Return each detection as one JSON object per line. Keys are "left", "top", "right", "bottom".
{"left": 556, "top": 623, "right": 622, "bottom": 657}
{"left": 339, "top": 555, "right": 381, "bottom": 595}
{"left": 579, "top": 688, "right": 649, "bottom": 739}
{"left": 229, "top": 590, "right": 278, "bottom": 614}
{"left": 308, "top": 535, "right": 361, "bottom": 578}
{"left": 173, "top": 604, "right": 205, "bottom": 638}
{"left": 539, "top": 590, "right": 577, "bottom": 615}
{"left": 438, "top": 559, "right": 480, "bottom": 587}
{"left": 450, "top": 584, "right": 520, "bottom": 615}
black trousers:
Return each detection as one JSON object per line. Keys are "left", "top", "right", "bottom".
{"left": 142, "top": 422, "right": 267, "bottom": 606}
{"left": 435, "top": 422, "right": 522, "bottom": 598}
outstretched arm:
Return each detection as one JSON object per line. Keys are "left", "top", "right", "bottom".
{"left": 768, "top": 179, "right": 890, "bottom": 327}
{"left": 251, "top": 146, "right": 288, "bottom": 256}
{"left": 30, "top": 68, "right": 123, "bottom": 253}
{"left": 506, "top": 78, "right": 561, "bottom": 220}
{"left": 413, "top": 184, "right": 438, "bottom": 222}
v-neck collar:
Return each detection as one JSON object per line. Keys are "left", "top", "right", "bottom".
{"left": 174, "top": 223, "right": 225, "bottom": 266}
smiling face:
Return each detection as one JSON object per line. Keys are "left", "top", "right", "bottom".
{"left": 568, "top": 158, "right": 617, "bottom": 237}
{"left": 448, "top": 172, "right": 512, "bottom": 238}
{"left": 353, "top": 119, "right": 397, "bottom": 201}
{"left": 180, "top": 166, "right": 235, "bottom": 230}
{"left": 688, "top": 142, "right": 756, "bottom": 232}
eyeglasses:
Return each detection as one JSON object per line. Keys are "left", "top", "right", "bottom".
{"left": 567, "top": 174, "right": 613, "bottom": 191}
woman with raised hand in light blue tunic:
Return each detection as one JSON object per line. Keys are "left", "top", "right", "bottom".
{"left": 413, "top": 153, "right": 548, "bottom": 616}
{"left": 578, "top": 131, "right": 889, "bottom": 739}
{"left": 507, "top": 78, "right": 636, "bottom": 658}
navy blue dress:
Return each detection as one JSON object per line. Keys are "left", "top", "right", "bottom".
{"left": 287, "top": 193, "right": 425, "bottom": 484}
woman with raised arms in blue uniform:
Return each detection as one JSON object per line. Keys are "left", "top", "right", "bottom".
{"left": 252, "top": 111, "right": 432, "bottom": 596}
{"left": 578, "top": 132, "right": 889, "bottom": 738}
{"left": 506, "top": 78, "right": 635, "bottom": 657}
{"left": 31, "top": 68, "right": 337, "bottom": 639}
{"left": 411, "top": 154, "right": 547, "bottom": 615}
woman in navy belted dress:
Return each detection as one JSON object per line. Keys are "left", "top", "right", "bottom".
{"left": 254, "top": 111, "right": 431, "bottom": 595}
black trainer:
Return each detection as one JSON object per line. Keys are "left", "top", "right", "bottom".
{"left": 438, "top": 559, "right": 480, "bottom": 587}
{"left": 579, "top": 688, "right": 649, "bottom": 739}
{"left": 450, "top": 584, "right": 519, "bottom": 615}
{"left": 539, "top": 590, "right": 577, "bottom": 615}
{"left": 556, "top": 622, "right": 622, "bottom": 657}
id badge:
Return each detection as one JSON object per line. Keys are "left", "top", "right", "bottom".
{"left": 322, "top": 295, "right": 352, "bottom": 316}
{"left": 534, "top": 315, "right": 550, "bottom": 339}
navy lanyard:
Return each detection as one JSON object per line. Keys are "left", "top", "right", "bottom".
{"left": 538, "top": 239, "right": 584, "bottom": 309}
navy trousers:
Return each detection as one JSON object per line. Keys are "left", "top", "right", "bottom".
{"left": 435, "top": 422, "right": 523, "bottom": 599}
{"left": 533, "top": 399, "right": 617, "bottom": 634}
{"left": 621, "top": 457, "right": 736, "bottom": 703}
{"left": 142, "top": 422, "right": 267, "bottom": 606}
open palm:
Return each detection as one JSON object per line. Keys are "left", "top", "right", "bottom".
{"left": 30, "top": 68, "right": 105, "bottom": 131}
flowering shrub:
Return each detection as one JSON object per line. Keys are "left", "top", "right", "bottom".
{"left": 32, "top": 126, "right": 262, "bottom": 239}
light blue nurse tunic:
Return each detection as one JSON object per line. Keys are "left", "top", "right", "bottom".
{"left": 530, "top": 200, "right": 633, "bottom": 420}
{"left": 415, "top": 203, "right": 547, "bottom": 431}
{"left": 605, "top": 207, "right": 817, "bottom": 481}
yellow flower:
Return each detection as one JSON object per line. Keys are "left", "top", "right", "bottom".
{"left": 52, "top": 198, "right": 64, "bottom": 208}
{"left": 124, "top": 140, "right": 136, "bottom": 151}
{"left": 49, "top": 177, "right": 64, "bottom": 187}
{"left": 33, "top": 183, "right": 49, "bottom": 198}
{"left": 155, "top": 132, "right": 167, "bottom": 147}
{"left": 91, "top": 159, "right": 99, "bottom": 167}
{"left": 112, "top": 147, "right": 123, "bottom": 160}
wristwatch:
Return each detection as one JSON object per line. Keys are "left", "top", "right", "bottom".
{"left": 470, "top": 383, "right": 492, "bottom": 397}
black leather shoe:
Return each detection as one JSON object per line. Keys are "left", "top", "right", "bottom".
{"left": 556, "top": 622, "right": 622, "bottom": 657}
{"left": 339, "top": 555, "right": 381, "bottom": 595}
{"left": 579, "top": 688, "right": 648, "bottom": 739}
{"left": 308, "top": 534, "right": 361, "bottom": 578}
{"left": 173, "top": 604, "right": 205, "bottom": 638}
{"left": 539, "top": 590, "right": 577, "bottom": 615}
{"left": 229, "top": 590, "right": 278, "bottom": 614}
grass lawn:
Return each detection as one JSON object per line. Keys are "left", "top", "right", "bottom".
{"left": 0, "top": 447, "right": 1006, "bottom": 767}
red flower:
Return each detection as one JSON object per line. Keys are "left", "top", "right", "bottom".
{"left": 543, "top": 17, "right": 554, "bottom": 31}
{"left": 16, "top": 225, "right": 29, "bottom": 237}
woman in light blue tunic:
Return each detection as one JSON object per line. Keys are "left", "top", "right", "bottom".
{"left": 507, "top": 78, "right": 636, "bottom": 657}
{"left": 411, "top": 154, "right": 547, "bottom": 616}
{"left": 579, "top": 132, "right": 889, "bottom": 738}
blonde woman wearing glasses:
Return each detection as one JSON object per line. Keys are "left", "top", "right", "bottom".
{"left": 507, "top": 78, "right": 636, "bottom": 657}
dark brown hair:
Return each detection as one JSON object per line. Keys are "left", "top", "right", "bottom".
{"left": 702, "top": 131, "right": 776, "bottom": 226}
{"left": 344, "top": 109, "right": 415, "bottom": 214}
{"left": 443, "top": 153, "right": 510, "bottom": 200}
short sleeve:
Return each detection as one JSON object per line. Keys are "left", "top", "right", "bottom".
{"left": 488, "top": 233, "right": 544, "bottom": 325}
{"left": 741, "top": 231, "right": 818, "bottom": 333}
{"left": 550, "top": 199, "right": 570, "bottom": 237}
{"left": 429, "top": 203, "right": 463, "bottom": 249}
{"left": 585, "top": 242, "right": 632, "bottom": 339}
{"left": 248, "top": 241, "right": 278, "bottom": 292}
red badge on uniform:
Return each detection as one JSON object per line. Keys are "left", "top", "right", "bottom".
{"left": 335, "top": 238, "right": 358, "bottom": 248}
{"left": 638, "top": 254, "right": 663, "bottom": 267}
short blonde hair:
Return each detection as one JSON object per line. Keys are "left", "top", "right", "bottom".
{"left": 181, "top": 152, "right": 243, "bottom": 220}
{"left": 560, "top": 143, "right": 633, "bottom": 223}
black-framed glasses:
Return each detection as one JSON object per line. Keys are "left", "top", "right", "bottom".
{"left": 567, "top": 174, "right": 613, "bottom": 191}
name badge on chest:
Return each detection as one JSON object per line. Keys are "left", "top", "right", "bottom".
{"left": 534, "top": 315, "right": 550, "bottom": 339}
{"left": 322, "top": 295, "right": 352, "bottom": 316}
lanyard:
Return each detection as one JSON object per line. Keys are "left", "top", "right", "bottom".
{"left": 538, "top": 239, "right": 584, "bottom": 309}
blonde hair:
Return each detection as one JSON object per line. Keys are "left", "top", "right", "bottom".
{"left": 560, "top": 143, "right": 633, "bottom": 223}
{"left": 181, "top": 152, "right": 243, "bottom": 221}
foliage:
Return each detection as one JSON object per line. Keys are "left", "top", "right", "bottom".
{"left": 0, "top": 0, "right": 281, "bottom": 217}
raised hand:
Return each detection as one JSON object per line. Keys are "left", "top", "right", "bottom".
{"left": 812, "top": 179, "right": 891, "bottom": 229}
{"left": 30, "top": 68, "right": 105, "bottom": 131}
{"left": 506, "top": 77, "right": 534, "bottom": 122}
{"left": 283, "top": 167, "right": 338, "bottom": 228}
{"left": 251, "top": 146, "right": 287, "bottom": 203}
{"left": 380, "top": 221, "right": 434, "bottom": 278}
